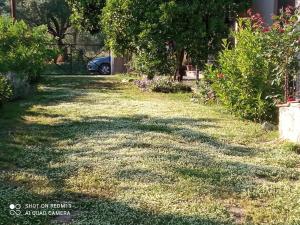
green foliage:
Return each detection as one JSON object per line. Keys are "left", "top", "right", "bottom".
{"left": 209, "top": 23, "right": 275, "bottom": 121}
{"left": 150, "top": 78, "right": 192, "bottom": 93}
{"left": 17, "top": 0, "right": 71, "bottom": 45}
{"left": 131, "top": 50, "right": 176, "bottom": 79}
{"left": 102, "top": 0, "right": 248, "bottom": 77}
{"left": 135, "top": 76, "right": 192, "bottom": 93}
{"left": 0, "top": 75, "right": 12, "bottom": 106}
{"left": 208, "top": 8, "right": 300, "bottom": 122}
{"left": 193, "top": 78, "right": 216, "bottom": 104}
{"left": 0, "top": 16, "right": 57, "bottom": 81}
{"left": 262, "top": 7, "right": 300, "bottom": 100}
{"left": 68, "top": 0, "right": 106, "bottom": 34}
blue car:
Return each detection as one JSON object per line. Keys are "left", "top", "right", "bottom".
{"left": 87, "top": 56, "right": 111, "bottom": 75}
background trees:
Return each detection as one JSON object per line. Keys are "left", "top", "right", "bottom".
{"left": 68, "top": 0, "right": 106, "bottom": 34}
{"left": 101, "top": 0, "right": 248, "bottom": 78}
{"left": 67, "top": 0, "right": 248, "bottom": 78}
{"left": 16, "top": 0, "right": 71, "bottom": 48}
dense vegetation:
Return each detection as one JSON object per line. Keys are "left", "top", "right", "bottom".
{"left": 16, "top": 0, "right": 71, "bottom": 48}
{"left": 0, "top": 17, "right": 56, "bottom": 80}
{"left": 1, "top": 75, "right": 299, "bottom": 225}
{"left": 0, "top": 16, "right": 56, "bottom": 103}
{"left": 102, "top": 0, "right": 248, "bottom": 79}
{"left": 206, "top": 7, "right": 299, "bottom": 122}
{"left": 0, "top": 76, "right": 12, "bottom": 106}
{"left": 68, "top": 0, "right": 106, "bottom": 34}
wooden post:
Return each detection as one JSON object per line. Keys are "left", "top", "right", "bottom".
{"left": 10, "top": 0, "right": 16, "bottom": 19}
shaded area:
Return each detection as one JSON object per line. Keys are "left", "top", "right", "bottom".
{"left": 0, "top": 75, "right": 299, "bottom": 225}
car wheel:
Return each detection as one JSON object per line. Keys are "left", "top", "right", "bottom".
{"left": 98, "top": 63, "right": 111, "bottom": 75}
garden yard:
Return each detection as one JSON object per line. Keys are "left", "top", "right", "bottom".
{"left": 0, "top": 75, "right": 299, "bottom": 225}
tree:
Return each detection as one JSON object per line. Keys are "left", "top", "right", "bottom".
{"left": 0, "top": 0, "right": 9, "bottom": 15}
{"left": 102, "top": 0, "right": 248, "bottom": 80}
{"left": 67, "top": 0, "right": 106, "bottom": 34}
{"left": 16, "top": 0, "right": 71, "bottom": 49}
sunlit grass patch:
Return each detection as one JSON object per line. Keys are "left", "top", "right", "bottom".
{"left": 0, "top": 74, "right": 299, "bottom": 225}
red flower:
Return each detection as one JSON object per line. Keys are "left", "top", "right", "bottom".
{"left": 262, "top": 27, "right": 270, "bottom": 33}
{"left": 288, "top": 96, "right": 295, "bottom": 102}
{"left": 217, "top": 73, "right": 225, "bottom": 79}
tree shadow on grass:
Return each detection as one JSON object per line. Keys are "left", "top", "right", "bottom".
{"left": 69, "top": 193, "right": 236, "bottom": 225}
{"left": 3, "top": 113, "right": 296, "bottom": 197}
{"left": 0, "top": 75, "right": 121, "bottom": 167}
{"left": 1, "top": 75, "right": 298, "bottom": 225}
{"left": 0, "top": 184, "right": 237, "bottom": 225}
{"left": 58, "top": 114, "right": 261, "bottom": 158}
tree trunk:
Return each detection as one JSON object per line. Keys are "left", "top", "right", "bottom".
{"left": 174, "top": 49, "right": 186, "bottom": 82}
{"left": 57, "top": 38, "right": 68, "bottom": 62}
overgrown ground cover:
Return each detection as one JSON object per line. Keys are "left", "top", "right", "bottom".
{"left": 0, "top": 75, "right": 299, "bottom": 225}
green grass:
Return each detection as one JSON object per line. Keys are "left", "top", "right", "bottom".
{"left": 0, "top": 74, "right": 299, "bottom": 225}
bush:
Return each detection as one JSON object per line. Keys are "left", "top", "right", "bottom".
{"left": 134, "top": 77, "right": 153, "bottom": 91}
{"left": 5, "top": 72, "right": 32, "bottom": 100}
{"left": 134, "top": 77, "right": 192, "bottom": 93}
{"left": 207, "top": 8, "right": 300, "bottom": 122}
{"left": 193, "top": 78, "right": 216, "bottom": 104}
{"left": 0, "top": 16, "right": 57, "bottom": 82}
{"left": 209, "top": 26, "right": 275, "bottom": 121}
{"left": 0, "top": 75, "right": 12, "bottom": 106}
{"left": 131, "top": 49, "right": 176, "bottom": 79}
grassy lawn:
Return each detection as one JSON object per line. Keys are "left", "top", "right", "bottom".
{"left": 0, "top": 75, "right": 299, "bottom": 225}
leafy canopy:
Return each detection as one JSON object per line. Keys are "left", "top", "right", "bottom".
{"left": 0, "top": 16, "right": 57, "bottom": 81}
{"left": 68, "top": 0, "right": 106, "bottom": 34}
{"left": 16, "top": 0, "right": 71, "bottom": 43}
{"left": 102, "top": 0, "right": 248, "bottom": 76}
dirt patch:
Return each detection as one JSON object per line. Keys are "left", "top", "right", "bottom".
{"left": 228, "top": 206, "right": 245, "bottom": 224}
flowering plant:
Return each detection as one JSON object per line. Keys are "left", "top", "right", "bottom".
{"left": 206, "top": 6, "right": 300, "bottom": 121}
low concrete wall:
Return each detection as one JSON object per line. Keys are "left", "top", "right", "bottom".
{"left": 279, "top": 103, "right": 300, "bottom": 144}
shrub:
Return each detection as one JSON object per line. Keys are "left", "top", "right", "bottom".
{"left": 131, "top": 50, "right": 176, "bottom": 80}
{"left": 209, "top": 25, "right": 275, "bottom": 121}
{"left": 261, "top": 7, "right": 299, "bottom": 101}
{"left": 5, "top": 72, "right": 32, "bottom": 100}
{"left": 134, "top": 77, "right": 192, "bottom": 93}
{"left": 149, "top": 78, "right": 175, "bottom": 93}
{"left": 207, "top": 7, "right": 300, "bottom": 122}
{"left": 0, "top": 16, "right": 57, "bottom": 82}
{"left": 193, "top": 78, "right": 216, "bottom": 104}
{"left": 0, "top": 75, "right": 12, "bottom": 106}
{"left": 134, "top": 77, "right": 153, "bottom": 91}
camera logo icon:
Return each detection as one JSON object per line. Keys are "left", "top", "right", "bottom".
{"left": 9, "top": 204, "right": 21, "bottom": 216}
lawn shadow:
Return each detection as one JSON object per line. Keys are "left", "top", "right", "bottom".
{"left": 68, "top": 193, "right": 237, "bottom": 225}
{"left": 1, "top": 75, "right": 297, "bottom": 225}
